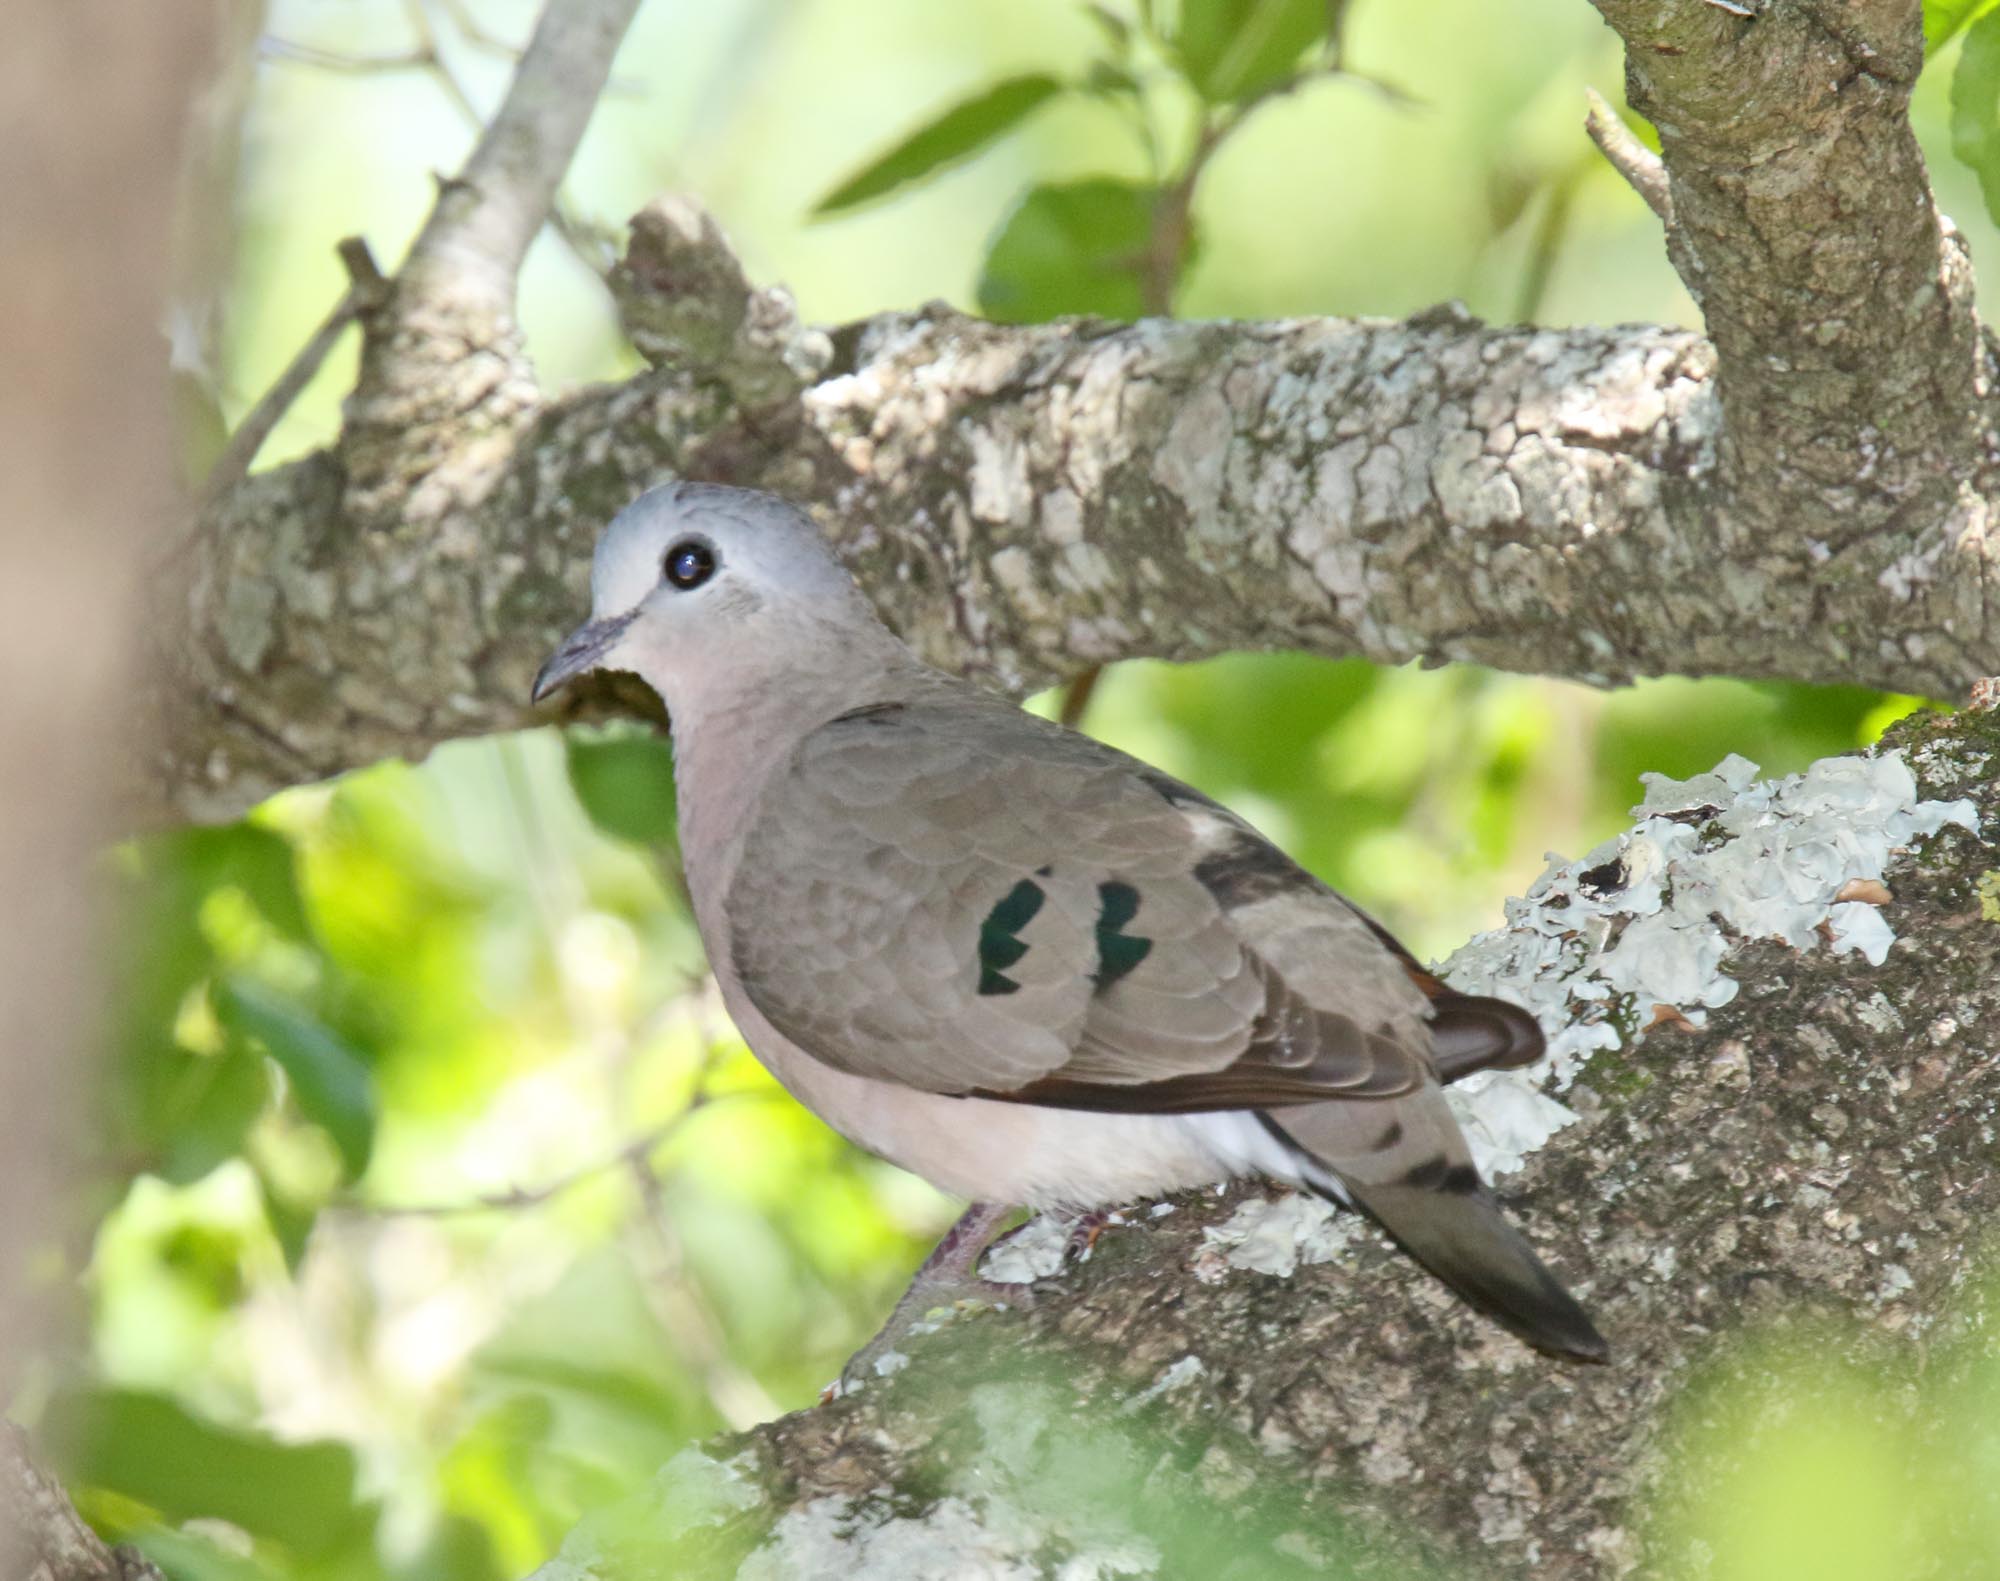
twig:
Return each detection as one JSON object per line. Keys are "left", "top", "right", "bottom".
{"left": 259, "top": 37, "right": 433, "bottom": 73}
{"left": 1584, "top": 88, "right": 1672, "bottom": 226}
{"left": 350, "top": 1085, "right": 760, "bottom": 1218}
{"left": 400, "top": 0, "right": 482, "bottom": 124}
{"left": 427, "top": 0, "right": 646, "bottom": 96}
{"left": 430, "top": 0, "right": 523, "bottom": 58}
{"left": 1058, "top": 666, "right": 1104, "bottom": 730}
{"left": 199, "top": 238, "right": 387, "bottom": 507}
{"left": 625, "top": 1155, "right": 784, "bottom": 1429}
{"left": 400, "top": 0, "right": 642, "bottom": 313}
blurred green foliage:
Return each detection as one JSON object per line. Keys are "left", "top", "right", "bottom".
{"left": 15, "top": 0, "right": 1987, "bottom": 1575}
{"left": 1645, "top": 1292, "right": 2000, "bottom": 1580}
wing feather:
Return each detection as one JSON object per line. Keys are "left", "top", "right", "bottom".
{"left": 727, "top": 695, "right": 1437, "bottom": 1108}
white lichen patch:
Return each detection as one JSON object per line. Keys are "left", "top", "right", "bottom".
{"left": 1120, "top": 1355, "right": 1206, "bottom": 1414}
{"left": 982, "top": 1214, "right": 1077, "bottom": 1284}
{"left": 529, "top": 1448, "right": 766, "bottom": 1581}
{"left": 1194, "top": 1192, "right": 1358, "bottom": 1281}
{"left": 739, "top": 1495, "right": 1044, "bottom": 1581}
{"left": 646, "top": 1446, "right": 765, "bottom": 1532}
{"left": 1442, "top": 750, "right": 1979, "bottom": 1179}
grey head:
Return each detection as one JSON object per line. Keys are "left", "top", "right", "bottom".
{"left": 532, "top": 483, "right": 898, "bottom": 713}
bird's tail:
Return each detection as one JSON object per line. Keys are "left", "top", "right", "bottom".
{"left": 1336, "top": 1174, "right": 1607, "bottom": 1362}
{"left": 1262, "top": 1101, "right": 1608, "bottom": 1363}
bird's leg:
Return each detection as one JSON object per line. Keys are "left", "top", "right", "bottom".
{"left": 833, "top": 1201, "right": 1024, "bottom": 1395}
{"left": 1065, "top": 1207, "right": 1116, "bottom": 1259}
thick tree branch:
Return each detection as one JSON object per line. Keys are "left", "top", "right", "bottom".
{"left": 530, "top": 706, "right": 2000, "bottom": 1580}
{"left": 1592, "top": 0, "right": 1989, "bottom": 525}
{"left": 398, "top": 0, "right": 638, "bottom": 313}
{"left": 145, "top": 1, "right": 2000, "bottom": 831}
{"left": 151, "top": 267, "right": 1998, "bottom": 824}
{"left": 3, "top": 0, "right": 210, "bottom": 1377}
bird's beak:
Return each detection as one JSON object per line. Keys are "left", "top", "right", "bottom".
{"left": 532, "top": 610, "right": 636, "bottom": 703}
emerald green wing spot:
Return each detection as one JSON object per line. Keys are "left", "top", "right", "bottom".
{"left": 978, "top": 879, "right": 1045, "bottom": 996}
{"left": 1092, "top": 880, "right": 1152, "bottom": 992}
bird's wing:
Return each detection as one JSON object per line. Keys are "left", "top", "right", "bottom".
{"left": 726, "top": 695, "right": 1519, "bottom": 1110}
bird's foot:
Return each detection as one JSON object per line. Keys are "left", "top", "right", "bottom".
{"left": 825, "top": 1202, "right": 1158, "bottom": 1399}
{"left": 830, "top": 1271, "right": 1033, "bottom": 1399}
{"left": 1066, "top": 1207, "right": 1118, "bottom": 1259}
{"left": 828, "top": 1202, "right": 1028, "bottom": 1399}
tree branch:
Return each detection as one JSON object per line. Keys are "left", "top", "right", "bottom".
{"left": 148, "top": 3, "right": 2000, "bottom": 834}
{"left": 3, "top": 1428, "right": 165, "bottom": 1581}
{"left": 338, "top": 0, "right": 640, "bottom": 521}
{"left": 3, "top": 0, "right": 211, "bottom": 1403}
{"left": 398, "top": 0, "right": 638, "bottom": 317}
{"left": 149, "top": 228, "right": 1999, "bottom": 824}
{"left": 196, "top": 238, "right": 386, "bottom": 509}
{"left": 1583, "top": 87, "right": 1671, "bottom": 223}
{"left": 1591, "top": 0, "right": 1988, "bottom": 526}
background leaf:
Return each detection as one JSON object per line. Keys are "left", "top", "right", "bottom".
{"left": 565, "top": 727, "right": 680, "bottom": 847}
{"left": 1170, "top": 0, "right": 1330, "bottom": 102}
{"left": 977, "top": 178, "right": 1165, "bottom": 322}
{"left": 42, "top": 1387, "right": 376, "bottom": 1559}
{"left": 149, "top": 1048, "right": 274, "bottom": 1187}
{"left": 1929, "top": 0, "right": 1999, "bottom": 53}
{"left": 812, "top": 74, "right": 1065, "bottom": 216}
{"left": 1952, "top": 9, "right": 2000, "bottom": 224}
{"left": 214, "top": 977, "right": 376, "bottom": 1179}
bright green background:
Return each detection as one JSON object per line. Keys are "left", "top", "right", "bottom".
{"left": 22, "top": 2, "right": 1994, "bottom": 1576}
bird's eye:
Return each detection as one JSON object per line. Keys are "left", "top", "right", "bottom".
{"left": 663, "top": 539, "right": 716, "bottom": 590}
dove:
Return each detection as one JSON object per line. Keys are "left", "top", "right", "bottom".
{"left": 534, "top": 482, "right": 1607, "bottom": 1369}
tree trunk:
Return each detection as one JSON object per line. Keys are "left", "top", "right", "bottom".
{"left": 0, "top": 3, "right": 214, "bottom": 1579}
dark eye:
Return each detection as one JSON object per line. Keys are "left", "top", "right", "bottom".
{"left": 663, "top": 539, "right": 716, "bottom": 590}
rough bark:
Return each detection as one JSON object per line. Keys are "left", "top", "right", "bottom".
{"left": 2, "top": 1429, "right": 165, "bottom": 1581}
{"left": 146, "top": 1, "right": 2000, "bottom": 825}
{"left": 530, "top": 704, "right": 2000, "bottom": 1580}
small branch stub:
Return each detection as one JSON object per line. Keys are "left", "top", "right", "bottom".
{"left": 612, "top": 195, "right": 831, "bottom": 407}
{"left": 1584, "top": 88, "right": 1671, "bottom": 224}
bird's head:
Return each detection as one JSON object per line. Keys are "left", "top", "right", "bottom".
{"left": 531, "top": 482, "right": 887, "bottom": 709}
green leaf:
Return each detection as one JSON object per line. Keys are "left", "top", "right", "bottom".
{"left": 41, "top": 1386, "right": 376, "bottom": 1559}
{"left": 152, "top": 1048, "right": 273, "bottom": 1186}
{"left": 214, "top": 978, "right": 376, "bottom": 1179}
{"left": 1929, "top": 0, "right": 1999, "bottom": 52}
{"left": 1170, "top": 0, "right": 1329, "bottom": 103}
{"left": 977, "top": 179, "right": 1171, "bottom": 323}
{"left": 254, "top": 1160, "right": 318, "bottom": 1272}
{"left": 812, "top": 74, "right": 1065, "bottom": 217}
{"left": 1083, "top": 59, "right": 1145, "bottom": 98}
{"left": 125, "top": 1525, "right": 273, "bottom": 1581}
{"left": 565, "top": 726, "right": 680, "bottom": 846}
{"left": 156, "top": 824, "right": 312, "bottom": 943}
{"left": 1080, "top": 3, "right": 1132, "bottom": 49}
{"left": 1951, "top": 8, "right": 2000, "bottom": 225}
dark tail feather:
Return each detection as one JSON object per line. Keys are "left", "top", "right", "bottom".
{"left": 1427, "top": 992, "right": 1544, "bottom": 1084}
{"left": 1338, "top": 1177, "right": 1609, "bottom": 1363}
